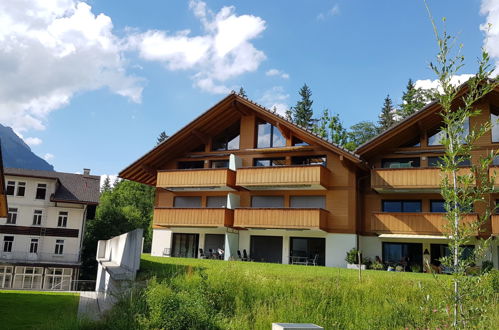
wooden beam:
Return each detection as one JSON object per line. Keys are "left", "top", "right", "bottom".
{"left": 141, "top": 164, "right": 156, "bottom": 176}
{"left": 192, "top": 129, "right": 210, "bottom": 144}
{"left": 277, "top": 123, "right": 291, "bottom": 139}
{"left": 233, "top": 100, "right": 250, "bottom": 115}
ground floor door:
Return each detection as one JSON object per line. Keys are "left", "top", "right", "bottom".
{"left": 290, "top": 237, "right": 325, "bottom": 266}
{"left": 382, "top": 242, "right": 423, "bottom": 271}
{"left": 204, "top": 234, "right": 225, "bottom": 259}
{"left": 250, "top": 235, "right": 283, "bottom": 263}
{"left": 430, "top": 244, "right": 475, "bottom": 266}
{"left": 172, "top": 233, "right": 199, "bottom": 258}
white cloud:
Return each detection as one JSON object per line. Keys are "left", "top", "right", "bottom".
{"left": 265, "top": 69, "right": 289, "bottom": 79}
{"left": 415, "top": 74, "right": 474, "bottom": 91}
{"left": 25, "top": 137, "right": 43, "bottom": 147}
{"left": 0, "top": 0, "right": 143, "bottom": 133}
{"left": 43, "top": 153, "right": 54, "bottom": 161}
{"left": 317, "top": 4, "right": 340, "bottom": 21}
{"left": 259, "top": 86, "right": 290, "bottom": 116}
{"left": 100, "top": 174, "right": 118, "bottom": 187}
{"left": 480, "top": 0, "right": 499, "bottom": 75}
{"left": 128, "top": 0, "right": 267, "bottom": 94}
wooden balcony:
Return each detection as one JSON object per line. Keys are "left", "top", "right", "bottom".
{"left": 492, "top": 215, "right": 499, "bottom": 236}
{"left": 0, "top": 193, "right": 7, "bottom": 218}
{"left": 154, "top": 208, "right": 234, "bottom": 227}
{"left": 371, "top": 212, "right": 478, "bottom": 235}
{"left": 234, "top": 208, "right": 329, "bottom": 230}
{"left": 371, "top": 167, "right": 473, "bottom": 193}
{"left": 236, "top": 165, "right": 329, "bottom": 190}
{"left": 156, "top": 169, "right": 236, "bottom": 191}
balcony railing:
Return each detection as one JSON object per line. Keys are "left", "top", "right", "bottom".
{"left": 492, "top": 215, "right": 499, "bottom": 236}
{"left": 371, "top": 167, "right": 473, "bottom": 192}
{"left": 236, "top": 165, "right": 329, "bottom": 190}
{"left": 153, "top": 208, "right": 234, "bottom": 227}
{"left": 233, "top": 208, "right": 328, "bottom": 231}
{"left": 0, "top": 251, "right": 80, "bottom": 264}
{"left": 371, "top": 212, "right": 477, "bottom": 235}
{"left": 156, "top": 168, "right": 236, "bottom": 191}
{"left": 0, "top": 193, "right": 6, "bottom": 218}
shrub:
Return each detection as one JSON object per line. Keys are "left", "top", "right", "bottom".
{"left": 481, "top": 260, "right": 493, "bottom": 274}
{"left": 345, "top": 248, "right": 360, "bottom": 264}
{"left": 371, "top": 260, "right": 384, "bottom": 270}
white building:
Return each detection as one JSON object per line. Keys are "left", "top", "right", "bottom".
{"left": 0, "top": 168, "right": 100, "bottom": 290}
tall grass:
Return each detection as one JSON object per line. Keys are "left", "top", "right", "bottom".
{"left": 90, "top": 255, "right": 498, "bottom": 329}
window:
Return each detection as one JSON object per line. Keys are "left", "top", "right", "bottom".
{"left": 7, "top": 208, "right": 17, "bottom": 224}
{"left": 211, "top": 160, "right": 229, "bottom": 168}
{"left": 400, "top": 137, "right": 421, "bottom": 148}
{"left": 251, "top": 196, "right": 284, "bottom": 208}
{"left": 257, "top": 122, "right": 286, "bottom": 148}
{"left": 290, "top": 196, "right": 326, "bottom": 208}
{"left": 491, "top": 113, "right": 499, "bottom": 142}
{"left": 16, "top": 182, "right": 26, "bottom": 197}
{"left": 494, "top": 156, "right": 499, "bottom": 166}
{"left": 382, "top": 200, "right": 422, "bottom": 213}
{"left": 292, "top": 137, "right": 309, "bottom": 146}
{"left": 253, "top": 158, "right": 286, "bottom": 167}
{"left": 54, "top": 240, "right": 64, "bottom": 255}
{"left": 212, "top": 123, "right": 240, "bottom": 151}
{"left": 6, "top": 181, "right": 15, "bottom": 196}
{"left": 173, "top": 196, "right": 201, "bottom": 208}
{"left": 35, "top": 184, "right": 47, "bottom": 200}
{"left": 206, "top": 196, "right": 227, "bottom": 208}
{"left": 428, "top": 156, "right": 471, "bottom": 167}
{"left": 381, "top": 158, "right": 420, "bottom": 168}
{"left": 29, "top": 238, "right": 38, "bottom": 254}
{"left": 33, "top": 210, "right": 43, "bottom": 225}
{"left": 428, "top": 118, "right": 469, "bottom": 146}
{"left": 178, "top": 161, "right": 204, "bottom": 169}
{"left": 430, "top": 200, "right": 446, "bottom": 213}
{"left": 291, "top": 155, "right": 327, "bottom": 166}
{"left": 3, "top": 236, "right": 13, "bottom": 252}
{"left": 57, "top": 212, "right": 68, "bottom": 228}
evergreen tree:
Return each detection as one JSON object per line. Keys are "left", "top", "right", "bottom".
{"left": 292, "top": 84, "right": 314, "bottom": 128}
{"left": 101, "top": 176, "right": 112, "bottom": 193}
{"left": 156, "top": 131, "right": 169, "bottom": 145}
{"left": 398, "top": 79, "right": 430, "bottom": 119}
{"left": 329, "top": 113, "right": 348, "bottom": 146}
{"left": 238, "top": 87, "right": 247, "bottom": 98}
{"left": 347, "top": 121, "right": 379, "bottom": 149}
{"left": 312, "top": 109, "right": 330, "bottom": 140}
{"left": 285, "top": 108, "right": 293, "bottom": 122}
{"left": 378, "top": 95, "right": 396, "bottom": 132}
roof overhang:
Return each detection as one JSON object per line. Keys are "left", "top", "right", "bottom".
{"left": 379, "top": 234, "right": 446, "bottom": 240}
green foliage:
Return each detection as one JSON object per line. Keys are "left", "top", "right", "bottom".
{"left": 101, "top": 175, "right": 112, "bottom": 193}
{"left": 397, "top": 79, "right": 434, "bottom": 119}
{"left": 156, "top": 131, "right": 169, "bottom": 145}
{"left": 347, "top": 121, "right": 378, "bottom": 149}
{"left": 237, "top": 87, "right": 247, "bottom": 98}
{"left": 345, "top": 248, "right": 360, "bottom": 264}
{"left": 378, "top": 94, "right": 396, "bottom": 132}
{"left": 370, "top": 260, "right": 385, "bottom": 270}
{"left": 292, "top": 84, "right": 314, "bottom": 128}
{"left": 311, "top": 108, "right": 330, "bottom": 140}
{"left": 80, "top": 180, "right": 155, "bottom": 280}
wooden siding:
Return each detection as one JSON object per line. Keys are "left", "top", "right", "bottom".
{"left": 233, "top": 208, "right": 328, "bottom": 230}
{"left": 236, "top": 165, "right": 329, "bottom": 189}
{"left": 156, "top": 169, "right": 235, "bottom": 190}
{"left": 371, "top": 168, "right": 473, "bottom": 191}
{"left": 371, "top": 212, "right": 477, "bottom": 235}
{"left": 153, "top": 208, "right": 234, "bottom": 227}
{"left": 492, "top": 215, "right": 499, "bottom": 236}
{"left": 0, "top": 194, "right": 6, "bottom": 219}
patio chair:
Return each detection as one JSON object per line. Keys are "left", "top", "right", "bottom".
{"left": 307, "top": 254, "right": 319, "bottom": 266}
{"left": 243, "top": 249, "right": 252, "bottom": 261}
{"left": 199, "top": 248, "right": 206, "bottom": 259}
{"left": 162, "top": 248, "right": 171, "bottom": 257}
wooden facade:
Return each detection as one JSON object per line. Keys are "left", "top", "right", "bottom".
{"left": 491, "top": 215, "right": 499, "bottom": 236}
{"left": 154, "top": 208, "right": 234, "bottom": 227}
{"left": 234, "top": 208, "right": 328, "bottom": 230}
{"left": 157, "top": 168, "right": 236, "bottom": 191}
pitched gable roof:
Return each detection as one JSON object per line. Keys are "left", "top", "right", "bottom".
{"left": 120, "top": 92, "right": 365, "bottom": 185}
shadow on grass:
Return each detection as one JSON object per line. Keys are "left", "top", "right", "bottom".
{"left": 138, "top": 258, "right": 206, "bottom": 281}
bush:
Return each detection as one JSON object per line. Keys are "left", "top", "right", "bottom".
{"left": 345, "top": 248, "right": 360, "bottom": 264}
{"left": 371, "top": 260, "right": 384, "bottom": 270}
{"left": 481, "top": 260, "right": 494, "bottom": 274}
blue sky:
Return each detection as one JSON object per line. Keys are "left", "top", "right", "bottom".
{"left": 0, "top": 0, "right": 497, "bottom": 180}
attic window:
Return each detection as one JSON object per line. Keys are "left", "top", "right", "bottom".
{"left": 292, "top": 137, "right": 309, "bottom": 146}
{"left": 428, "top": 118, "right": 469, "bottom": 146}
{"left": 212, "top": 123, "right": 240, "bottom": 151}
{"left": 256, "top": 121, "right": 286, "bottom": 148}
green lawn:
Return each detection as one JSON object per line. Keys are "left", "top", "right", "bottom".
{"left": 94, "top": 255, "right": 498, "bottom": 329}
{"left": 0, "top": 290, "right": 79, "bottom": 330}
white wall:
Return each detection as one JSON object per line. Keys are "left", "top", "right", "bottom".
{"left": 151, "top": 228, "right": 172, "bottom": 257}
{"left": 325, "top": 233, "right": 357, "bottom": 267}
{"left": 359, "top": 236, "right": 382, "bottom": 261}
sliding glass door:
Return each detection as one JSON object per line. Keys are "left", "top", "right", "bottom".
{"left": 172, "top": 233, "right": 199, "bottom": 258}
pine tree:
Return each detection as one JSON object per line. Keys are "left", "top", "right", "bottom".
{"left": 312, "top": 109, "right": 330, "bottom": 140}
{"left": 101, "top": 176, "right": 112, "bottom": 193}
{"left": 378, "top": 95, "right": 396, "bottom": 132}
{"left": 238, "top": 87, "right": 247, "bottom": 98}
{"left": 156, "top": 131, "right": 169, "bottom": 145}
{"left": 285, "top": 108, "right": 293, "bottom": 122}
{"left": 398, "top": 79, "right": 430, "bottom": 119}
{"left": 292, "top": 84, "right": 314, "bottom": 128}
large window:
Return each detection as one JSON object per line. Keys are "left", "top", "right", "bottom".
{"left": 290, "top": 196, "right": 326, "bottom": 208}
{"left": 57, "top": 212, "right": 68, "bottom": 228}
{"left": 428, "top": 156, "right": 471, "bottom": 167}
{"left": 251, "top": 196, "right": 284, "bottom": 208}
{"left": 382, "top": 242, "right": 423, "bottom": 270}
{"left": 212, "top": 123, "right": 240, "bottom": 151}
{"left": 206, "top": 196, "right": 227, "bottom": 208}
{"left": 381, "top": 158, "right": 420, "bottom": 168}
{"left": 257, "top": 122, "right": 286, "bottom": 148}
{"left": 254, "top": 158, "right": 286, "bottom": 167}
{"left": 428, "top": 118, "right": 469, "bottom": 146}
{"left": 7, "top": 208, "right": 17, "bottom": 224}
{"left": 54, "top": 240, "right": 64, "bottom": 255}
{"left": 430, "top": 200, "right": 446, "bottom": 213}
{"left": 382, "top": 200, "right": 422, "bottom": 213}
{"left": 35, "top": 183, "right": 47, "bottom": 200}
{"left": 291, "top": 155, "right": 326, "bottom": 166}
{"left": 3, "top": 236, "right": 13, "bottom": 252}
{"left": 174, "top": 196, "right": 202, "bottom": 208}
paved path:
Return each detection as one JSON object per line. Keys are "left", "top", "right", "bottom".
{"left": 77, "top": 291, "right": 101, "bottom": 321}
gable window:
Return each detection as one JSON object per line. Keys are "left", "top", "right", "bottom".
{"left": 173, "top": 196, "right": 201, "bottom": 208}
{"left": 382, "top": 200, "right": 422, "bottom": 213}
{"left": 292, "top": 137, "right": 309, "bottom": 146}
{"left": 428, "top": 118, "right": 469, "bottom": 146}
{"left": 212, "top": 123, "right": 240, "bottom": 151}
{"left": 6, "top": 181, "right": 15, "bottom": 196}
{"left": 178, "top": 161, "right": 204, "bottom": 169}
{"left": 16, "top": 182, "right": 26, "bottom": 197}
{"left": 3, "top": 236, "right": 13, "bottom": 252}
{"left": 33, "top": 210, "right": 43, "bottom": 226}
{"left": 35, "top": 184, "right": 47, "bottom": 200}
{"left": 400, "top": 137, "right": 421, "bottom": 148}
{"left": 7, "top": 208, "right": 17, "bottom": 224}
{"left": 29, "top": 238, "right": 38, "bottom": 254}
{"left": 257, "top": 121, "right": 286, "bottom": 148}
{"left": 251, "top": 196, "right": 284, "bottom": 208}
{"left": 54, "top": 240, "right": 64, "bottom": 255}
{"left": 57, "top": 212, "right": 68, "bottom": 228}
{"left": 291, "top": 155, "right": 326, "bottom": 166}
{"left": 211, "top": 160, "right": 229, "bottom": 168}
{"left": 381, "top": 158, "right": 420, "bottom": 168}
{"left": 254, "top": 158, "right": 286, "bottom": 167}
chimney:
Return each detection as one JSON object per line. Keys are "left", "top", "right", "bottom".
{"left": 83, "top": 168, "right": 91, "bottom": 176}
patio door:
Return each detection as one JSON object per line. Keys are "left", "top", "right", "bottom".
{"left": 172, "top": 233, "right": 199, "bottom": 258}
{"left": 290, "top": 237, "right": 325, "bottom": 266}
{"left": 250, "top": 235, "right": 283, "bottom": 263}
{"left": 204, "top": 234, "right": 225, "bottom": 258}
{"left": 382, "top": 242, "right": 422, "bottom": 271}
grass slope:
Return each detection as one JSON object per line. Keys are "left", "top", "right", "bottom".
{"left": 0, "top": 290, "right": 79, "bottom": 329}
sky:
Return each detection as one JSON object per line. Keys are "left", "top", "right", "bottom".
{"left": 0, "top": 0, "right": 498, "bottom": 182}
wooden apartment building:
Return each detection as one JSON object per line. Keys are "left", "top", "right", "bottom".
{"left": 120, "top": 88, "right": 499, "bottom": 269}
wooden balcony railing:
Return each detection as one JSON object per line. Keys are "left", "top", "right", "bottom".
{"left": 491, "top": 215, "right": 499, "bottom": 236}
{"left": 371, "top": 212, "right": 477, "bottom": 235}
{"left": 234, "top": 208, "right": 328, "bottom": 230}
{"left": 371, "top": 167, "right": 473, "bottom": 192}
{"left": 0, "top": 194, "right": 7, "bottom": 218}
{"left": 236, "top": 165, "right": 329, "bottom": 190}
{"left": 156, "top": 168, "right": 235, "bottom": 191}
{"left": 153, "top": 208, "right": 234, "bottom": 227}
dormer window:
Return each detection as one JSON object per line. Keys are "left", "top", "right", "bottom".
{"left": 212, "top": 123, "right": 240, "bottom": 151}
{"left": 257, "top": 121, "right": 286, "bottom": 148}
{"left": 35, "top": 184, "right": 47, "bottom": 200}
